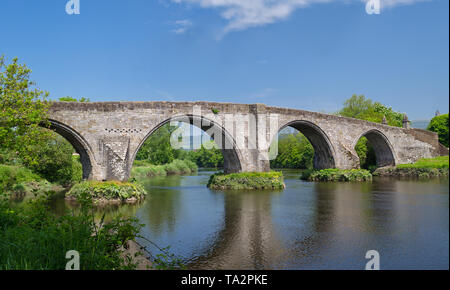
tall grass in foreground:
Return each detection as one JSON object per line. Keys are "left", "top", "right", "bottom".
{"left": 0, "top": 195, "right": 141, "bottom": 270}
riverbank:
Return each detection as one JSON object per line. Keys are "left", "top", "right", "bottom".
{"left": 132, "top": 159, "right": 197, "bottom": 178}
{"left": 0, "top": 164, "right": 66, "bottom": 200}
{"left": 300, "top": 169, "right": 373, "bottom": 182}
{"left": 207, "top": 171, "right": 285, "bottom": 190}
{"left": 374, "top": 156, "right": 449, "bottom": 178}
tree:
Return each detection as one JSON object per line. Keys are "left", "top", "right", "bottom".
{"left": 427, "top": 113, "right": 449, "bottom": 147}
{"left": 270, "top": 132, "right": 314, "bottom": 169}
{"left": 0, "top": 56, "right": 50, "bottom": 165}
{"left": 339, "top": 94, "right": 404, "bottom": 169}
{"left": 338, "top": 94, "right": 403, "bottom": 127}
{"left": 186, "top": 141, "right": 224, "bottom": 168}
{"left": 135, "top": 124, "right": 178, "bottom": 165}
{"left": 23, "top": 130, "right": 81, "bottom": 184}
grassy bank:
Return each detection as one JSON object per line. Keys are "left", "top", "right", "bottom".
{"left": 0, "top": 164, "right": 61, "bottom": 198}
{"left": 0, "top": 196, "right": 142, "bottom": 270}
{"left": 300, "top": 169, "right": 373, "bottom": 182}
{"left": 374, "top": 156, "right": 449, "bottom": 178}
{"left": 396, "top": 156, "right": 449, "bottom": 169}
{"left": 207, "top": 171, "right": 285, "bottom": 190}
{"left": 131, "top": 159, "right": 198, "bottom": 178}
{"left": 66, "top": 181, "right": 147, "bottom": 205}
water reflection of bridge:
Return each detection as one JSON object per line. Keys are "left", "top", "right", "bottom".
{"left": 133, "top": 174, "right": 448, "bottom": 269}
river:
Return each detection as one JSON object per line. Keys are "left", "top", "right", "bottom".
{"left": 50, "top": 169, "right": 449, "bottom": 270}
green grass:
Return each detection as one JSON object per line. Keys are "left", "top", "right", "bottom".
{"left": 300, "top": 169, "right": 373, "bottom": 182}
{"left": 0, "top": 197, "right": 142, "bottom": 270}
{"left": 67, "top": 181, "right": 147, "bottom": 203}
{"left": 207, "top": 171, "right": 285, "bottom": 190}
{"left": 131, "top": 159, "right": 198, "bottom": 178}
{"left": 374, "top": 156, "right": 449, "bottom": 179}
{"left": 397, "top": 156, "right": 449, "bottom": 169}
{"left": 0, "top": 164, "right": 55, "bottom": 197}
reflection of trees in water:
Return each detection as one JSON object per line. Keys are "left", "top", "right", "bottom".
{"left": 286, "top": 181, "right": 397, "bottom": 269}
{"left": 189, "top": 190, "right": 284, "bottom": 270}
{"left": 49, "top": 195, "right": 141, "bottom": 223}
{"left": 139, "top": 175, "right": 184, "bottom": 236}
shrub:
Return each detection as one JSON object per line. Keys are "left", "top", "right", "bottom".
{"left": 132, "top": 165, "right": 166, "bottom": 178}
{"left": 301, "top": 169, "right": 373, "bottom": 182}
{"left": 165, "top": 159, "right": 190, "bottom": 175}
{"left": 0, "top": 196, "right": 142, "bottom": 270}
{"left": 67, "top": 181, "right": 147, "bottom": 203}
{"left": 131, "top": 159, "right": 198, "bottom": 178}
{"left": 21, "top": 131, "right": 80, "bottom": 185}
{"left": 207, "top": 171, "right": 285, "bottom": 190}
{"left": 71, "top": 155, "right": 83, "bottom": 182}
{"left": 0, "top": 165, "right": 53, "bottom": 196}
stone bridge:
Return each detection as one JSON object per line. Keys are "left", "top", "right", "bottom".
{"left": 46, "top": 101, "right": 447, "bottom": 181}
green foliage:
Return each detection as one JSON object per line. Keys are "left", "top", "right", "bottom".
{"left": 270, "top": 133, "right": 314, "bottom": 169}
{"left": 0, "top": 164, "right": 42, "bottom": 194}
{"left": 164, "top": 159, "right": 197, "bottom": 175}
{"left": 21, "top": 130, "right": 80, "bottom": 184}
{"left": 354, "top": 137, "right": 377, "bottom": 170}
{"left": 58, "top": 96, "right": 90, "bottom": 102}
{"left": 0, "top": 148, "right": 20, "bottom": 165}
{"left": 67, "top": 181, "right": 147, "bottom": 202}
{"left": 374, "top": 167, "right": 448, "bottom": 179}
{"left": 301, "top": 169, "right": 373, "bottom": 182}
{"left": 427, "top": 114, "right": 449, "bottom": 147}
{"left": 338, "top": 94, "right": 403, "bottom": 127}
{"left": 135, "top": 123, "right": 225, "bottom": 168}
{"left": 71, "top": 155, "right": 83, "bottom": 183}
{"left": 131, "top": 159, "right": 198, "bottom": 178}
{"left": 132, "top": 164, "right": 167, "bottom": 178}
{"left": 0, "top": 56, "right": 50, "bottom": 165}
{"left": 397, "top": 156, "right": 449, "bottom": 169}
{"left": 136, "top": 124, "right": 177, "bottom": 165}
{"left": 152, "top": 246, "right": 186, "bottom": 270}
{"left": 211, "top": 108, "right": 219, "bottom": 114}
{"left": 0, "top": 196, "right": 142, "bottom": 270}
{"left": 184, "top": 141, "right": 224, "bottom": 168}
{"left": 207, "top": 171, "right": 285, "bottom": 190}
{"left": 373, "top": 157, "right": 448, "bottom": 178}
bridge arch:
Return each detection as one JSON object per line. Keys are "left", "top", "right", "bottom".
{"left": 42, "top": 119, "right": 95, "bottom": 180}
{"left": 131, "top": 115, "right": 243, "bottom": 174}
{"left": 354, "top": 129, "right": 396, "bottom": 168}
{"left": 272, "top": 120, "right": 336, "bottom": 170}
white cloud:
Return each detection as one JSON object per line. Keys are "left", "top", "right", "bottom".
{"left": 172, "top": 19, "right": 193, "bottom": 34}
{"left": 171, "top": 0, "right": 430, "bottom": 34}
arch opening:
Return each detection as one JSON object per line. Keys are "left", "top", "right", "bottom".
{"left": 269, "top": 121, "right": 336, "bottom": 170}
{"left": 43, "top": 119, "right": 94, "bottom": 180}
{"left": 355, "top": 130, "right": 395, "bottom": 169}
{"left": 132, "top": 115, "right": 242, "bottom": 176}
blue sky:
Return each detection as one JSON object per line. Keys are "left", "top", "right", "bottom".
{"left": 0, "top": 0, "right": 448, "bottom": 120}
